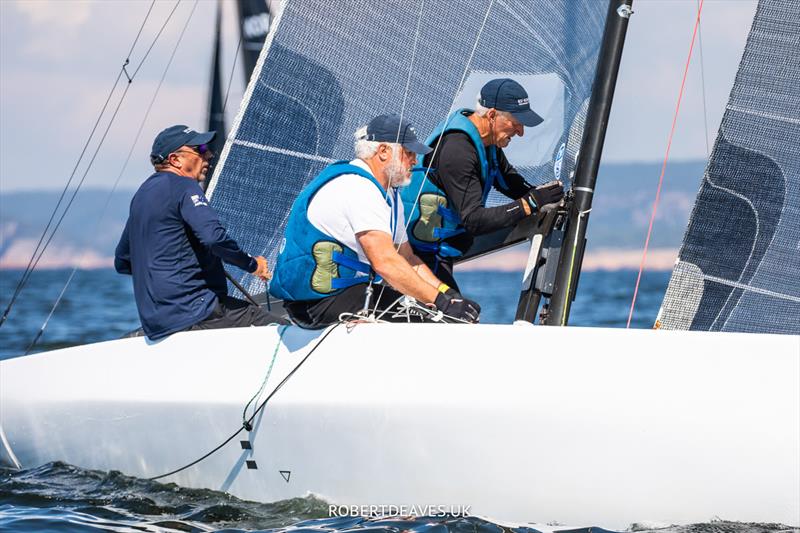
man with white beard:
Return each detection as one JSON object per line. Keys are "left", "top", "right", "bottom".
{"left": 270, "top": 114, "right": 481, "bottom": 327}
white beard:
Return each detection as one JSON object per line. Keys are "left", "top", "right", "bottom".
{"left": 386, "top": 150, "right": 411, "bottom": 188}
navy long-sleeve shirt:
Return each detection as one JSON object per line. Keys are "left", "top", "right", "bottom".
{"left": 115, "top": 171, "right": 256, "bottom": 339}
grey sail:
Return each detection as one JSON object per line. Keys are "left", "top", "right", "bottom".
{"left": 657, "top": 0, "right": 800, "bottom": 334}
{"left": 207, "top": 0, "right": 609, "bottom": 296}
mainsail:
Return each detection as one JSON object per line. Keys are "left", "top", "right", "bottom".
{"left": 207, "top": 0, "right": 609, "bottom": 296}
{"left": 657, "top": 0, "right": 800, "bottom": 334}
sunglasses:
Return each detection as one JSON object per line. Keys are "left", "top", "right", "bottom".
{"left": 173, "top": 144, "right": 213, "bottom": 159}
{"left": 190, "top": 144, "right": 210, "bottom": 155}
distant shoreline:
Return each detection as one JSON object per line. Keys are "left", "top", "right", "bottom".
{"left": 0, "top": 247, "right": 678, "bottom": 273}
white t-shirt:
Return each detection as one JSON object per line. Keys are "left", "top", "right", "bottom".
{"left": 307, "top": 158, "right": 407, "bottom": 265}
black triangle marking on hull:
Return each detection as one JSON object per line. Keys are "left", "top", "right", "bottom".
{"left": 279, "top": 470, "right": 291, "bottom": 482}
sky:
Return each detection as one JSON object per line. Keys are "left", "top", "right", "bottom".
{"left": 0, "top": 0, "right": 758, "bottom": 192}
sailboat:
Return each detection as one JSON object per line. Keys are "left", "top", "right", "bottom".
{"left": 1, "top": 0, "right": 798, "bottom": 528}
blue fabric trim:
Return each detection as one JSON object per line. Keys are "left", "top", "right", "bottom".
{"left": 331, "top": 277, "right": 369, "bottom": 290}
{"left": 332, "top": 251, "right": 371, "bottom": 274}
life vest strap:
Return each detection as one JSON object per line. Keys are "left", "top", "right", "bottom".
{"left": 331, "top": 251, "right": 382, "bottom": 287}
{"left": 413, "top": 241, "right": 463, "bottom": 258}
{"left": 434, "top": 226, "right": 466, "bottom": 239}
{"left": 331, "top": 277, "right": 370, "bottom": 290}
{"left": 436, "top": 204, "right": 461, "bottom": 225}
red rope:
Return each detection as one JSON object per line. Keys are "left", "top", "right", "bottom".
{"left": 626, "top": 0, "right": 705, "bottom": 328}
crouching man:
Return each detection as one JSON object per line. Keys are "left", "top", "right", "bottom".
{"left": 270, "top": 114, "right": 480, "bottom": 328}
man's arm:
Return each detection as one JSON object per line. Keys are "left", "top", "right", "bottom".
{"left": 178, "top": 184, "right": 258, "bottom": 273}
{"left": 114, "top": 219, "right": 132, "bottom": 275}
{"left": 357, "top": 230, "right": 439, "bottom": 304}
{"left": 495, "top": 148, "right": 564, "bottom": 216}
{"left": 494, "top": 147, "right": 533, "bottom": 199}
{"left": 398, "top": 241, "right": 444, "bottom": 290}
{"left": 434, "top": 133, "right": 527, "bottom": 235}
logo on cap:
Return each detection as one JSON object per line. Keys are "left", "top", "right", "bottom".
{"left": 517, "top": 98, "right": 529, "bottom": 106}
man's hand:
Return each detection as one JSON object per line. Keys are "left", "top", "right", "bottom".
{"left": 253, "top": 256, "right": 271, "bottom": 281}
{"left": 526, "top": 180, "right": 564, "bottom": 211}
{"left": 434, "top": 292, "right": 481, "bottom": 323}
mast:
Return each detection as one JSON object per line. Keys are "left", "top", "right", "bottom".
{"left": 543, "top": 0, "right": 634, "bottom": 326}
{"left": 237, "top": 0, "right": 271, "bottom": 80}
{"left": 204, "top": 0, "right": 226, "bottom": 192}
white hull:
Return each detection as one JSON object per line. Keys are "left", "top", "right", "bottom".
{"left": 1, "top": 323, "right": 798, "bottom": 528}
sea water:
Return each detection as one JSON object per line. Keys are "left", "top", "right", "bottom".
{"left": 0, "top": 269, "right": 669, "bottom": 358}
{"left": 3, "top": 269, "right": 793, "bottom": 532}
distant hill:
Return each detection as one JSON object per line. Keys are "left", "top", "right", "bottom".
{"left": 0, "top": 188, "right": 135, "bottom": 269}
{"left": 0, "top": 160, "right": 706, "bottom": 270}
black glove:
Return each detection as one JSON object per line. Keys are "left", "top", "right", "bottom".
{"left": 444, "top": 287, "right": 461, "bottom": 298}
{"left": 434, "top": 291, "right": 481, "bottom": 323}
{"left": 526, "top": 180, "right": 564, "bottom": 210}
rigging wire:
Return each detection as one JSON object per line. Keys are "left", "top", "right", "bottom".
{"left": 148, "top": 322, "right": 342, "bottom": 482}
{"left": 222, "top": 31, "right": 244, "bottom": 116}
{"left": 0, "top": 0, "right": 181, "bottom": 330}
{"left": 0, "top": 0, "right": 158, "bottom": 329}
{"left": 24, "top": 1, "right": 200, "bottom": 354}
{"left": 696, "top": 0, "right": 711, "bottom": 157}
{"left": 398, "top": 0, "right": 495, "bottom": 241}
{"left": 369, "top": 0, "right": 426, "bottom": 316}
{"left": 369, "top": 0, "right": 494, "bottom": 317}
{"left": 626, "top": 0, "right": 705, "bottom": 328}
{"left": 12, "top": 0, "right": 182, "bottom": 311}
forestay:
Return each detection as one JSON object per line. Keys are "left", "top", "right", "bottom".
{"left": 207, "top": 0, "right": 608, "bottom": 296}
{"left": 657, "top": 0, "right": 800, "bottom": 334}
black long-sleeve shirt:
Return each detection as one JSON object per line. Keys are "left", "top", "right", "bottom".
{"left": 423, "top": 130, "right": 532, "bottom": 253}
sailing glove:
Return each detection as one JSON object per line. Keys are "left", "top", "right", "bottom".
{"left": 525, "top": 180, "right": 564, "bottom": 210}
{"left": 434, "top": 291, "right": 481, "bottom": 323}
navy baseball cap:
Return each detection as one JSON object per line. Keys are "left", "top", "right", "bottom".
{"left": 479, "top": 78, "right": 543, "bottom": 127}
{"left": 362, "top": 114, "right": 432, "bottom": 155}
{"left": 150, "top": 125, "right": 216, "bottom": 161}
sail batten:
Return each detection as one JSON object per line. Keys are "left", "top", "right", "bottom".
{"left": 658, "top": 0, "right": 800, "bottom": 334}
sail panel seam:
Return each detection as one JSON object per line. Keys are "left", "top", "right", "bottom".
{"left": 726, "top": 104, "right": 800, "bottom": 126}
{"left": 701, "top": 273, "right": 800, "bottom": 303}
{"left": 232, "top": 140, "right": 336, "bottom": 164}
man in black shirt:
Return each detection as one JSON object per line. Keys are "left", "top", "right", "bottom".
{"left": 400, "top": 78, "right": 564, "bottom": 291}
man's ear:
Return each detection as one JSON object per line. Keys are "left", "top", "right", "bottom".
{"left": 377, "top": 143, "right": 391, "bottom": 162}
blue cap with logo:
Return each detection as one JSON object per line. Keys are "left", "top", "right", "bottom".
{"left": 150, "top": 125, "right": 216, "bottom": 162}
{"left": 362, "top": 114, "right": 432, "bottom": 155}
{"left": 479, "top": 78, "right": 543, "bottom": 127}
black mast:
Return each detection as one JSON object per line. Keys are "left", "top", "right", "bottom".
{"left": 237, "top": 0, "right": 271, "bottom": 80}
{"left": 204, "top": 0, "right": 226, "bottom": 192}
{"left": 543, "top": 0, "right": 634, "bottom": 325}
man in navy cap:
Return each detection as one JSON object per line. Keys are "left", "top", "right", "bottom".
{"left": 400, "top": 78, "right": 564, "bottom": 291}
{"left": 270, "top": 114, "right": 481, "bottom": 327}
{"left": 114, "top": 125, "right": 281, "bottom": 340}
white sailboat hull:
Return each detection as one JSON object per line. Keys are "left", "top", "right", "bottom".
{"left": 1, "top": 323, "right": 798, "bottom": 528}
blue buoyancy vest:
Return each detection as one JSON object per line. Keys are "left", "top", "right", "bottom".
{"left": 270, "top": 161, "right": 393, "bottom": 302}
{"left": 400, "top": 109, "right": 507, "bottom": 258}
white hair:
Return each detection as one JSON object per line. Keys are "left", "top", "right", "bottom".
{"left": 474, "top": 97, "right": 491, "bottom": 117}
{"left": 353, "top": 125, "right": 401, "bottom": 159}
